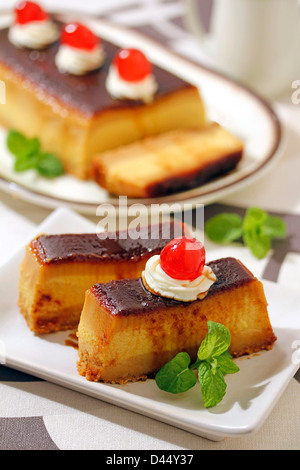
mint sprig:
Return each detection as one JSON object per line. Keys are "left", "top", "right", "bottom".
{"left": 204, "top": 207, "right": 286, "bottom": 259}
{"left": 154, "top": 352, "right": 197, "bottom": 394}
{"left": 155, "top": 321, "right": 239, "bottom": 408}
{"left": 7, "top": 130, "right": 64, "bottom": 178}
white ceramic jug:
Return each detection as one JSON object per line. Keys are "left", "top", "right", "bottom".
{"left": 184, "top": 0, "right": 300, "bottom": 97}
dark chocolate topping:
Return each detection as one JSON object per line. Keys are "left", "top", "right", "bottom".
{"left": 0, "top": 21, "right": 191, "bottom": 117}
{"left": 208, "top": 257, "right": 254, "bottom": 293}
{"left": 91, "top": 257, "right": 255, "bottom": 315}
{"left": 146, "top": 151, "right": 243, "bottom": 197}
{"left": 31, "top": 220, "right": 188, "bottom": 264}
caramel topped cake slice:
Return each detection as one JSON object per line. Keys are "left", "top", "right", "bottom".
{"left": 91, "top": 122, "right": 243, "bottom": 198}
{"left": 18, "top": 221, "right": 187, "bottom": 334}
{"left": 77, "top": 256, "right": 276, "bottom": 384}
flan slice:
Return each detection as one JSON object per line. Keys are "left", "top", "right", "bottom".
{"left": 0, "top": 22, "right": 206, "bottom": 179}
{"left": 91, "top": 122, "right": 243, "bottom": 198}
{"left": 77, "top": 257, "right": 276, "bottom": 384}
{"left": 18, "top": 221, "right": 187, "bottom": 334}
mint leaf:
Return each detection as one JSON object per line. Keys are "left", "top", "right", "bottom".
{"left": 242, "top": 207, "right": 272, "bottom": 259}
{"left": 198, "top": 361, "right": 227, "bottom": 408}
{"left": 207, "top": 357, "right": 218, "bottom": 374}
{"left": 7, "top": 130, "right": 40, "bottom": 159}
{"left": 242, "top": 207, "right": 286, "bottom": 259}
{"left": 155, "top": 352, "right": 197, "bottom": 394}
{"left": 262, "top": 215, "right": 286, "bottom": 239}
{"left": 155, "top": 322, "right": 239, "bottom": 408}
{"left": 216, "top": 350, "right": 240, "bottom": 375}
{"left": 243, "top": 206, "right": 267, "bottom": 232}
{"left": 6, "top": 130, "right": 63, "bottom": 178}
{"left": 14, "top": 152, "right": 40, "bottom": 172}
{"left": 205, "top": 206, "right": 286, "bottom": 259}
{"left": 243, "top": 228, "right": 271, "bottom": 259}
{"left": 7, "top": 130, "right": 28, "bottom": 156}
{"left": 204, "top": 213, "right": 243, "bottom": 243}
{"left": 22, "top": 137, "right": 40, "bottom": 158}
{"left": 197, "top": 321, "right": 231, "bottom": 360}
{"left": 36, "top": 153, "right": 64, "bottom": 178}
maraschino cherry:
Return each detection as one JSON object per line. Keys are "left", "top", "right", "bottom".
{"left": 14, "top": 1, "right": 48, "bottom": 24}
{"left": 160, "top": 236, "right": 206, "bottom": 281}
{"left": 61, "top": 23, "right": 99, "bottom": 51}
{"left": 113, "top": 48, "right": 152, "bottom": 82}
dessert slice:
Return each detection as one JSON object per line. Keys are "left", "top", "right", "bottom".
{"left": 91, "top": 122, "right": 243, "bottom": 198}
{"left": 18, "top": 221, "right": 187, "bottom": 334}
{"left": 0, "top": 4, "right": 206, "bottom": 179}
{"left": 77, "top": 240, "right": 276, "bottom": 384}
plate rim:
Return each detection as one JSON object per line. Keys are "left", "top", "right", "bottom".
{"left": 0, "top": 16, "right": 283, "bottom": 214}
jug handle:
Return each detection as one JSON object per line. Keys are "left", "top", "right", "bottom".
{"left": 183, "top": 0, "right": 206, "bottom": 44}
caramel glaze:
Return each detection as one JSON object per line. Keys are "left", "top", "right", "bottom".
{"left": 30, "top": 221, "right": 188, "bottom": 264}
{"left": 0, "top": 21, "right": 193, "bottom": 118}
{"left": 90, "top": 257, "right": 255, "bottom": 316}
{"left": 145, "top": 151, "right": 243, "bottom": 197}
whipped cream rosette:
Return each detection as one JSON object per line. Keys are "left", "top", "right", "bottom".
{"left": 142, "top": 236, "right": 216, "bottom": 302}
{"left": 9, "top": 1, "right": 59, "bottom": 49}
{"left": 55, "top": 22, "right": 105, "bottom": 76}
{"left": 106, "top": 48, "right": 158, "bottom": 103}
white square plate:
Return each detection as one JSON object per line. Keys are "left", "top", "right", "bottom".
{"left": 0, "top": 207, "right": 299, "bottom": 441}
